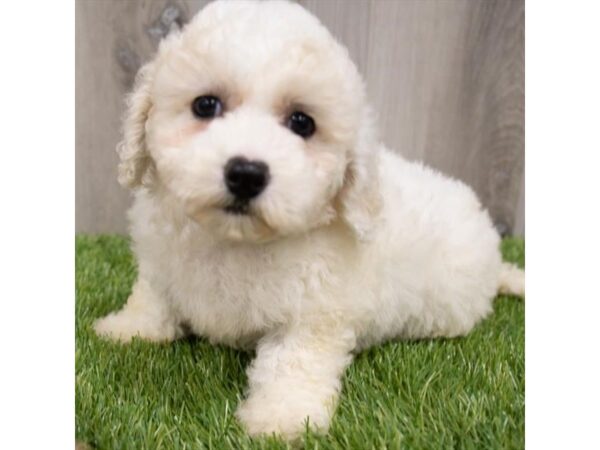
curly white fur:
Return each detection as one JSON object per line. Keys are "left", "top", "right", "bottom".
{"left": 95, "top": 0, "right": 524, "bottom": 440}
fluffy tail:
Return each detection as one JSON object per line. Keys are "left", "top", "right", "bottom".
{"left": 498, "top": 262, "right": 525, "bottom": 297}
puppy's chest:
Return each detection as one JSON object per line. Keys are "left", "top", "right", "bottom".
{"left": 161, "top": 240, "right": 324, "bottom": 340}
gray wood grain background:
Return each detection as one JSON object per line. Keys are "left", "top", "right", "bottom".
{"left": 76, "top": 0, "right": 524, "bottom": 236}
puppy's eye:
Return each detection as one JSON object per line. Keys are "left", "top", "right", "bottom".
{"left": 192, "top": 95, "right": 223, "bottom": 119}
{"left": 286, "top": 111, "right": 316, "bottom": 138}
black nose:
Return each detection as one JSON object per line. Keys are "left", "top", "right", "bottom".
{"left": 224, "top": 157, "right": 270, "bottom": 200}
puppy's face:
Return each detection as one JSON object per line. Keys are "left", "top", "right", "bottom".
{"left": 127, "top": 1, "right": 376, "bottom": 242}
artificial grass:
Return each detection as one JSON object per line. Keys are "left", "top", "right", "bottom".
{"left": 76, "top": 235, "right": 524, "bottom": 449}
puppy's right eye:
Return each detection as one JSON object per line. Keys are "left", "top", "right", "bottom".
{"left": 192, "top": 95, "right": 223, "bottom": 119}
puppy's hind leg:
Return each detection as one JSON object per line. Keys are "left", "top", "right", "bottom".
{"left": 94, "top": 277, "right": 183, "bottom": 343}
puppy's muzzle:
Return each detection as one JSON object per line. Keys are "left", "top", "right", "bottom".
{"left": 224, "top": 157, "right": 270, "bottom": 210}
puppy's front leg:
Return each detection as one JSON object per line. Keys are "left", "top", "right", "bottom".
{"left": 236, "top": 325, "right": 355, "bottom": 439}
{"left": 94, "top": 277, "right": 183, "bottom": 343}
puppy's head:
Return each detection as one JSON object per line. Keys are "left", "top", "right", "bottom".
{"left": 118, "top": 0, "right": 381, "bottom": 242}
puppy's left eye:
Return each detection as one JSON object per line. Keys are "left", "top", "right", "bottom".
{"left": 286, "top": 111, "right": 316, "bottom": 138}
{"left": 192, "top": 95, "right": 223, "bottom": 119}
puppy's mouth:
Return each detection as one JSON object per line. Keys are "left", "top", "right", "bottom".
{"left": 224, "top": 199, "right": 251, "bottom": 215}
{"left": 186, "top": 198, "right": 278, "bottom": 241}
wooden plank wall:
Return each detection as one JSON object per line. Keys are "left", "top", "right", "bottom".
{"left": 76, "top": 0, "right": 524, "bottom": 236}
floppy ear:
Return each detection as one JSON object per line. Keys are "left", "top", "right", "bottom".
{"left": 117, "top": 60, "right": 157, "bottom": 189}
{"left": 338, "top": 107, "right": 383, "bottom": 241}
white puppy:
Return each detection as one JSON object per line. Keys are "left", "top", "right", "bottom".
{"left": 95, "top": 0, "right": 524, "bottom": 439}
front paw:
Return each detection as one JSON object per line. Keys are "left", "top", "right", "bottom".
{"left": 93, "top": 311, "right": 180, "bottom": 343}
{"left": 93, "top": 313, "right": 145, "bottom": 343}
{"left": 236, "top": 388, "right": 335, "bottom": 439}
